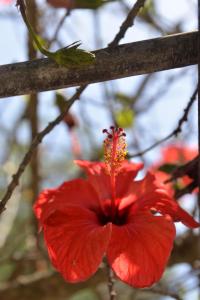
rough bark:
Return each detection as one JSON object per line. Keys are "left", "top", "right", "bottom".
{"left": 0, "top": 31, "right": 197, "bottom": 98}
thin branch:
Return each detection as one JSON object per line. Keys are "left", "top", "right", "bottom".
{"left": 144, "top": 287, "right": 182, "bottom": 300}
{"left": 48, "top": 9, "right": 70, "bottom": 47}
{"left": 165, "top": 155, "right": 198, "bottom": 183}
{"left": 109, "top": 0, "right": 147, "bottom": 47}
{"left": 0, "top": 31, "right": 198, "bottom": 98}
{"left": 147, "top": 287, "right": 182, "bottom": 300}
{"left": 129, "top": 86, "right": 198, "bottom": 158}
{"left": 106, "top": 263, "right": 116, "bottom": 300}
{"left": 175, "top": 181, "right": 197, "bottom": 199}
{"left": 135, "top": 70, "right": 188, "bottom": 114}
{"left": 164, "top": 155, "right": 198, "bottom": 198}
{"left": 0, "top": 85, "right": 86, "bottom": 215}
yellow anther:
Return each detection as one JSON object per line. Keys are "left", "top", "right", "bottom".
{"left": 103, "top": 127, "right": 127, "bottom": 176}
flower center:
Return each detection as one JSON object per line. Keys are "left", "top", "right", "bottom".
{"left": 103, "top": 126, "right": 127, "bottom": 218}
{"left": 103, "top": 126, "right": 127, "bottom": 176}
{"left": 96, "top": 204, "right": 130, "bottom": 226}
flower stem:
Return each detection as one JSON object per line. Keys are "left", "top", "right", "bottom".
{"left": 17, "top": 0, "right": 52, "bottom": 57}
{"left": 106, "top": 263, "right": 117, "bottom": 300}
{"left": 110, "top": 173, "right": 116, "bottom": 218}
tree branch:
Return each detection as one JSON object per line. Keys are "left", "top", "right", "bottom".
{"left": 129, "top": 86, "right": 198, "bottom": 158}
{"left": 0, "top": 31, "right": 198, "bottom": 98}
{"left": 0, "top": 85, "right": 86, "bottom": 215}
{"left": 106, "top": 262, "right": 116, "bottom": 300}
{"left": 109, "top": 0, "right": 147, "bottom": 47}
{"left": 164, "top": 155, "right": 198, "bottom": 199}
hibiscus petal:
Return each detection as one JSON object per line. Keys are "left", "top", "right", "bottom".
{"left": 34, "top": 188, "right": 57, "bottom": 222}
{"left": 154, "top": 198, "right": 200, "bottom": 228}
{"left": 75, "top": 160, "right": 143, "bottom": 199}
{"left": 119, "top": 172, "right": 167, "bottom": 211}
{"left": 33, "top": 178, "right": 100, "bottom": 224}
{"left": 126, "top": 172, "right": 200, "bottom": 228}
{"left": 43, "top": 206, "right": 112, "bottom": 282}
{"left": 107, "top": 212, "right": 175, "bottom": 288}
{"left": 116, "top": 161, "right": 143, "bottom": 197}
{"left": 75, "top": 160, "right": 111, "bottom": 200}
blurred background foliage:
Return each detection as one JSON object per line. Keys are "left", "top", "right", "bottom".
{"left": 0, "top": 0, "right": 199, "bottom": 299}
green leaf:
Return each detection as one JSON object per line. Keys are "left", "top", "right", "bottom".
{"left": 115, "top": 92, "right": 135, "bottom": 106}
{"left": 115, "top": 108, "right": 135, "bottom": 128}
{"left": 51, "top": 41, "right": 95, "bottom": 67}
{"left": 139, "top": 0, "right": 155, "bottom": 17}
{"left": 33, "top": 34, "right": 47, "bottom": 52}
{"left": 23, "top": 7, "right": 95, "bottom": 67}
{"left": 55, "top": 92, "right": 68, "bottom": 113}
{"left": 24, "top": 11, "right": 95, "bottom": 67}
{"left": 158, "top": 163, "right": 177, "bottom": 174}
{"left": 173, "top": 181, "right": 183, "bottom": 192}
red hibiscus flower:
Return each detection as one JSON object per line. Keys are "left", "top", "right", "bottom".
{"left": 152, "top": 144, "right": 198, "bottom": 195}
{"left": 34, "top": 128, "right": 199, "bottom": 288}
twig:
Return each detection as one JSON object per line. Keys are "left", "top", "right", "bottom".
{"left": 129, "top": 86, "right": 198, "bottom": 158}
{"left": 0, "top": 85, "right": 86, "bottom": 215}
{"left": 16, "top": 0, "right": 49, "bottom": 57}
{"left": 135, "top": 70, "right": 188, "bottom": 114}
{"left": 164, "top": 155, "right": 198, "bottom": 199}
{"left": 106, "top": 263, "right": 116, "bottom": 300}
{"left": 145, "top": 286, "right": 182, "bottom": 300}
{"left": 165, "top": 156, "right": 198, "bottom": 183}
{"left": 109, "top": 0, "right": 147, "bottom": 47}
{"left": 175, "top": 181, "right": 197, "bottom": 199}
{"left": 48, "top": 9, "right": 70, "bottom": 47}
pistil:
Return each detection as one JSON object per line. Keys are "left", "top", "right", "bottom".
{"left": 103, "top": 126, "right": 127, "bottom": 219}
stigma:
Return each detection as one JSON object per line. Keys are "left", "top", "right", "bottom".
{"left": 103, "top": 126, "right": 127, "bottom": 176}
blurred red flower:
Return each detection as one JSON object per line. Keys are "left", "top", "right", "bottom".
{"left": 152, "top": 144, "right": 198, "bottom": 195}
{"left": 0, "top": 0, "right": 12, "bottom": 4}
{"left": 34, "top": 129, "right": 199, "bottom": 288}
{"left": 161, "top": 144, "right": 197, "bottom": 164}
